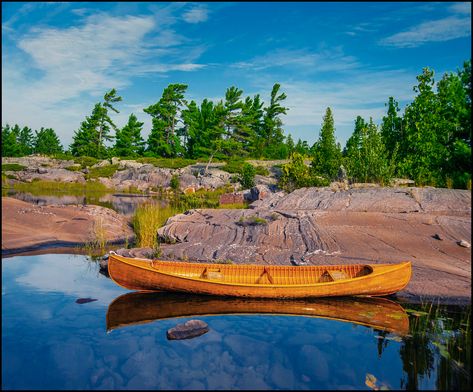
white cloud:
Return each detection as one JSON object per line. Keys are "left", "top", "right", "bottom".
{"left": 380, "top": 16, "right": 471, "bottom": 48}
{"left": 233, "top": 47, "right": 360, "bottom": 73}
{"left": 182, "top": 6, "right": 209, "bottom": 24}
{"left": 380, "top": 3, "right": 471, "bottom": 48}
{"left": 2, "top": 8, "right": 208, "bottom": 146}
{"left": 449, "top": 2, "right": 471, "bottom": 15}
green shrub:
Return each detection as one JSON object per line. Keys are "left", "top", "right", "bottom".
{"left": 239, "top": 163, "right": 256, "bottom": 189}
{"left": 279, "top": 153, "right": 329, "bottom": 192}
{"left": 74, "top": 156, "right": 99, "bottom": 169}
{"left": 170, "top": 174, "right": 180, "bottom": 191}
{"left": 2, "top": 163, "right": 26, "bottom": 172}
{"left": 236, "top": 215, "right": 268, "bottom": 226}
{"left": 136, "top": 157, "right": 196, "bottom": 169}
{"left": 221, "top": 159, "right": 245, "bottom": 174}
{"left": 85, "top": 164, "right": 119, "bottom": 180}
{"left": 65, "top": 165, "right": 81, "bottom": 172}
{"left": 255, "top": 165, "right": 270, "bottom": 176}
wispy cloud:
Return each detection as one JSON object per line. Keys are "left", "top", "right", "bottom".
{"left": 380, "top": 4, "right": 471, "bottom": 48}
{"left": 182, "top": 5, "right": 209, "bottom": 24}
{"left": 233, "top": 47, "right": 360, "bottom": 73}
{"left": 2, "top": 5, "right": 210, "bottom": 145}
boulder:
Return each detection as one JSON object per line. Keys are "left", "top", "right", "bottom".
{"left": 166, "top": 320, "right": 209, "bottom": 340}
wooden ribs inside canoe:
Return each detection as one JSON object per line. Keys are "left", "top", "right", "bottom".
{"left": 108, "top": 254, "right": 412, "bottom": 298}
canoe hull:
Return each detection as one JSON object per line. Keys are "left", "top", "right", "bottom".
{"left": 108, "top": 255, "right": 412, "bottom": 298}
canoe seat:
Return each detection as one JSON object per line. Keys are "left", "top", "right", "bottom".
{"left": 200, "top": 268, "right": 223, "bottom": 280}
{"left": 318, "top": 270, "right": 348, "bottom": 282}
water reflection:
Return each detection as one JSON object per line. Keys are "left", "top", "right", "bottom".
{"left": 2, "top": 254, "right": 471, "bottom": 390}
{"left": 106, "top": 291, "right": 410, "bottom": 335}
{"left": 6, "top": 190, "right": 161, "bottom": 216}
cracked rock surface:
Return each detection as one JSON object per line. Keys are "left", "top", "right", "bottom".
{"left": 153, "top": 187, "right": 471, "bottom": 303}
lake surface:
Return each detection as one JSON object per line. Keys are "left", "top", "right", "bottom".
{"left": 2, "top": 254, "right": 471, "bottom": 390}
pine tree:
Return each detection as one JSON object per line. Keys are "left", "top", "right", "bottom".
{"left": 380, "top": 97, "right": 403, "bottom": 162}
{"left": 114, "top": 114, "right": 145, "bottom": 157}
{"left": 33, "top": 128, "right": 63, "bottom": 155}
{"left": 69, "top": 89, "right": 122, "bottom": 158}
{"left": 261, "top": 83, "right": 289, "bottom": 158}
{"left": 1, "top": 124, "right": 21, "bottom": 157}
{"left": 311, "top": 107, "right": 342, "bottom": 180}
{"left": 145, "top": 84, "right": 187, "bottom": 157}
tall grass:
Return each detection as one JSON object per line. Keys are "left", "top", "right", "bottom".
{"left": 133, "top": 202, "right": 179, "bottom": 248}
{"left": 10, "top": 180, "right": 113, "bottom": 196}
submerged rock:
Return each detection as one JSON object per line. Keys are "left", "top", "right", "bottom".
{"left": 75, "top": 298, "right": 98, "bottom": 304}
{"left": 166, "top": 320, "right": 209, "bottom": 340}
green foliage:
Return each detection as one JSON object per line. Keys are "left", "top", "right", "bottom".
{"left": 10, "top": 180, "right": 112, "bottom": 195}
{"left": 70, "top": 89, "right": 122, "bottom": 158}
{"left": 145, "top": 84, "right": 188, "bottom": 158}
{"left": 257, "top": 83, "right": 289, "bottom": 158}
{"left": 73, "top": 156, "right": 99, "bottom": 169}
{"left": 85, "top": 164, "right": 119, "bottom": 180}
{"left": 1, "top": 124, "right": 33, "bottom": 157}
{"left": 2, "top": 124, "right": 22, "bottom": 157}
{"left": 33, "top": 128, "right": 63, "bottom": 155}
{"left": 279, "top": 152, "right": 328, "bottom": 192}
{"left": 236, "top": 215, "right": 268, "bottom": 226}
{"left": 254, "top": 165, "right": 269, "bottom": 176}
{"left": 239, "top": 163, "right": 256, "bottom": 189}
{"left": 311, "top": 107, "right": 342, "bottom": 180}
{"left": 136, "top": 157, "right": 196, "bottom": 169}
{"left": 133, "top": 203, "right": 177, "bottom": 248}
{"left": 221, "top": 159, "right": 245, "bottom": 173}
{"left": 2, "top": 163, "right": 26, "bottom": 172}
{"left": 170, "top": 174, "right": 180, "bottom": 191}
{"left": 114, "top": 113, "right": 145, "bottom": 157}
{"left": 65, "top": 165, "right": 81, "bottom": 172}
{"left": 344, "top": 117, "right": 395, "bottom": 184}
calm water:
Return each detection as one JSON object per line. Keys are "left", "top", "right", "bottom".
{"left": 2, "top": 254, "right": 470, "bottom": 390}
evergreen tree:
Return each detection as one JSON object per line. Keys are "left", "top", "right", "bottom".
{"left": 286, "top": 134, "right": 295, "bottom": 156}
{"left": 181, "top": 99, "right": 225, "bottom": 159}
{"left": 241, "top": 94, "right": 264, "bottom": 155}
{"left": 1, "top": 124, "right": 21, "bottom": 157}
{"left": 260, "top": 83, "right": 289, "bottom": 158}
{"left": 69, "top": 89, "right": 122, "bottom": 158}
{"left": 17, "top": 126, "right": 34, "bottom": 156}
{"left": 344, "top": 116, "right": 366, "bottom": 179}
{"left": 311, "top": 107, "right": 342, "bottom": 180}
{"left": 114, "top": 114, "right": 145, "bottom": 157}
{"left": 380, "top": 97, "right": 403, "bottom": 162}
{"left": 145, "top": 84, "right": 187, "bottom": 157}
{"left": 33, "top": 128, "right": 63, "bottom": 155}
{"left": 400, "top": 68, "right": 445, "bottom": 186}
{"left": 70, "top": 105, "right": 101, "bottom": 157}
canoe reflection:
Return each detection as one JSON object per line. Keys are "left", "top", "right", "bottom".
{"left": 106, "top": 292, "right": 409, "bottom": 335}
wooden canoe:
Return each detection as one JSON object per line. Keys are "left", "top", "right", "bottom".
{"left": 106, "top": 291, "right": 410, "bottom": 335}
{"left": 108, "top": 254, "right": 412, "bottom": 298}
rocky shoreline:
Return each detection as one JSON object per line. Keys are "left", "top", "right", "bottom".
{"left": 2, "top": 156, "right": 471, "bottom": 304}
{"left": 114, "top": 187, "right": 471, "bottom": 304}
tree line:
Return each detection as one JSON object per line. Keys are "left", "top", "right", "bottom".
{"left": 2, "top": 60, "right": 470, "bottom": 189}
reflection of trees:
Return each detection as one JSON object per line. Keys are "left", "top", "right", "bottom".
{"left": 399, "top": 314, "right": 435, "bottom": 389}
{"left": 373, "top": 329, "right": 389, "bottom": 358}
{"left": 399, "top": 304, "right": 470, "bottom": 390}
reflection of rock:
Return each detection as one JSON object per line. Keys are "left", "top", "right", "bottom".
{"left": 166, "top": 320, "right": 209, "bottom": 340}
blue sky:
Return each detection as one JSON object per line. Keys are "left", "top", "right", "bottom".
{"left": 2, "top": 2, "right": 471, "bottom": 149}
